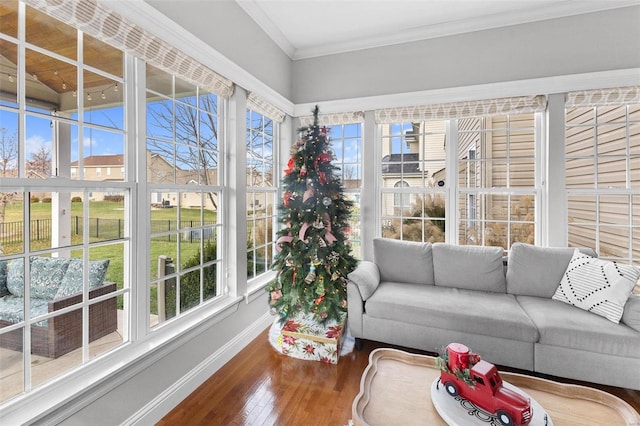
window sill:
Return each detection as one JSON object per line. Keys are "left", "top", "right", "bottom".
{"left": 0, "top": 295, "right": 244, "bottom": 425}
{"left": 245, "top": 271, "right": 276, "bottom": 304}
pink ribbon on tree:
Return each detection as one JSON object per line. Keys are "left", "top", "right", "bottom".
{"left": 323, "top": 213, "right": 337, "bottom": 245}
{"left": 299, "top": 222, "right": 311, "bottom": 242}
{"left": 275, "top": 235, "right": 293, "bottom": 252}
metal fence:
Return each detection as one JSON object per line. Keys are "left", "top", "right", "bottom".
{"left": 0, "top": 217, "right": 216, "bottom": 246}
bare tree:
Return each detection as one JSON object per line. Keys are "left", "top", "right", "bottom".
{"left": 0, "top": 127, "right": 18, "bottom": 239}
{"left": 246, "top": 113, "right": 273, "bottom": 188}
{"left": 147, "top": 95, "right": 273, "bottom": 208}
{"left": 147, "top": 95, "right": 220, "bottom": 208}
{"left": 27, "top": 144, "right": 52, "bottom": 177}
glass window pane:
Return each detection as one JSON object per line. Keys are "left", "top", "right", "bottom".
{"left": 25, "top": 115, "right": 54, "bottom": 179}
{"left": 0, "top": 40, "right": 18, "bottom": 107}
{"left": 146, "top": 64, "right": 173, "bottom": 97}
{"left": 0, "top": 190, "right": 24, "bottom": 254}
{"left": 26, "top": 6, "right": 77, "bottom": 61}
{"left": 83, "top": 34, "right": 123, "bottom": 79}
{"left": 566, "top": 157, "right": 595, "bottom": 188}
{"left": 0, "top": 111, "right": 19, "bottom": 175}
{"left": 88, "top": 191, "right": 125, "bottom": 243}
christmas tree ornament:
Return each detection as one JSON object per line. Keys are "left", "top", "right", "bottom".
{"left": 319, "top": 171, "right": 327, "bottom": 185}
{"left": 322, "top": 196, "right": 332, "bottom": 206}
{"left": 304, "top": 265, "right": 316, "bottom": 284}
{"left": 285, "top": 157, "right": 295, "bottom": 175}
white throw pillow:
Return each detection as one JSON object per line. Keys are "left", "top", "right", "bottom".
{"left": 552, "top": 249, "right": 640, "bottom": 323}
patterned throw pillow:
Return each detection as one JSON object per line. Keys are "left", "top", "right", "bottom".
{"left": 552, "top": 249, "right": 640, "bottom": 323}
{"left": 6, "top": 257, "right": 73, "bottom": 300}
{"left": 30, "top": 257, "right": 72, "bottom": 300}
{"left": 7, "top": 258, "right": 24, "bottom": 297}
{"left": 0, "top": 260, "right": 8, "bottom": 296}
{"left": 55, "top": 259, "right": 110, "bottom": 299}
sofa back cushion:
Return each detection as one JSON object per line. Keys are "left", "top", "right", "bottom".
{"left": 506, "top": 243, "right": 597, "bottom": 298}
{"left": 373, "top": 238, "right": 434, "bottom": 285}
{"left": 432, "top": 243, "right": 506, "bottom": 292}
{"left": 55, "top": 259, "right": 110, "bottom": 299}
{"left": 6, "top": 257, "right": 72, "bottom": 300}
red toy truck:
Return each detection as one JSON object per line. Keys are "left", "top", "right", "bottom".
{"left": 438, "top": 343, "right": 532, "bottom": 426}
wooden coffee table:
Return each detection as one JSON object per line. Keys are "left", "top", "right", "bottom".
{"left": 352, "top": 348, "right": 640, "bottom": 426}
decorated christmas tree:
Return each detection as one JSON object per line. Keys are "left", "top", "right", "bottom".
{"left": 268, "top": 106, "right": 357, "bottom": 324}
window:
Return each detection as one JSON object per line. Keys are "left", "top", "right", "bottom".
{"left": 566, "top": 89, "right": 640, "bottom": 263}
{"left": 458, "top": 114, "right": 537, "bottom": 249}
{"left": 394, "top": 180, "right": 411, "bottom": 212}
{"left": 96, "top": 167, "right": 101, "bottom": 177}
{"left": 380, "top": 121, "right": 447, "bottom": 243}
{"left": 246, "top": 109, "right": 276, "bottom": 280}
{"left": 377, "top": 96, "right": 544, "bottom": 248}
{"left": 146, "top": 64, "right": 223, "bottom": 326}
{"left": 0, "top": 3, "right": 127, "bottom": 402}
{"left": 327, "top": 122, "right": 362, "bottom": 258}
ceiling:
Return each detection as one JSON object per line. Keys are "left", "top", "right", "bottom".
{"left": 236, "top": 0, "right": 640, "bottom": 60}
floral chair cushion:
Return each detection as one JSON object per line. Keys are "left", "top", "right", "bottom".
{"left": 31, "top": 257, "right": 72, "bottom": 300}
{"left": 0, "top": 294, "right": 49, "bottom": 326}
{"left": 0, "top": 260, "right": 8, "bottom": 296}
{"left": 6, "top": 257, "right": 72, "bottom": 300}
{"left": 6, "top": 258, "right": 24, "bottom": 297}
{"left": 55, "top": 259, "right": 110, "bottom": 299}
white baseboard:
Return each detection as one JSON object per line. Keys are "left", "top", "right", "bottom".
{"left": 122, "top": 311, "right": 274, "bottom": 425}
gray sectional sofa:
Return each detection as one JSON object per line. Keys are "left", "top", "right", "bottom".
{"left": 347, "top": 238, "right": 640, "bottom": 390}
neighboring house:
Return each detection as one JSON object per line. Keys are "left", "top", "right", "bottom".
{"left": 380, "top": 121, "right": 446, "bottom": 216}
{"left": 71, "top": 152, "right": 270, "bottom": 212}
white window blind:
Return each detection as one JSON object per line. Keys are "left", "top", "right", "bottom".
{"left": 566, "top": 86, "right": 640, "bottom": 108}
{"left": 299, "top": 111, "right": 365, "bottom": 127}
{"left": 375, "top": 95, "right": 547, "bottom": 123}
{"left": 247, "top": 92, "right": 286, "bottom": 123}
{"left": 24, "top": 0, "right": 234, "bottom": 98}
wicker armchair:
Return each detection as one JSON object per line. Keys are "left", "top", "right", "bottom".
{"left": 0, "top": 282, "right": 118, "bottom": 358}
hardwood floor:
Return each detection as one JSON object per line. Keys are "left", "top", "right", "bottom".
{"left": 158, "top": 328, "right": 640, "bottom": 425}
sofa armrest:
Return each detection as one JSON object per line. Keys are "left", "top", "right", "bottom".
{"left": 347, "top": 282, "right": 364, "bottom": 338}
{"left": 347, "top": 261, "right": 380, "bottom": 301}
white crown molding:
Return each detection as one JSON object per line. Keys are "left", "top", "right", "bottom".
{"left": 98, "top": 0, "right": 295, "bottom": 116}
{"left": 235, "top": 0, "right": 296, "bottom": 59}
{"left": 237, "top": 0, "right": 640, "bottom": 60}
{"left": 293, "top": 68, "right": 640, "bottom": 117}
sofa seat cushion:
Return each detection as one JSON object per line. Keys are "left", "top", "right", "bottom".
{"left": 432, "top": 243, "right": 506, "bottom": 292}
{"left": 373, "top": 238, "right": 434, "bottom": 285}
{"left": 0, "top": 295, "right": 49, "bottom": 326}
{"left": 365, "top": 282, "right": 538, "bottom": 342}
{"left": 517, "top": 295, "right": 640, "bottom": 358}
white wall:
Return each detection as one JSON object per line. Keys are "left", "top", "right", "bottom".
{"left": 291, "top": 6, "right": 640, "bottom": 103}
